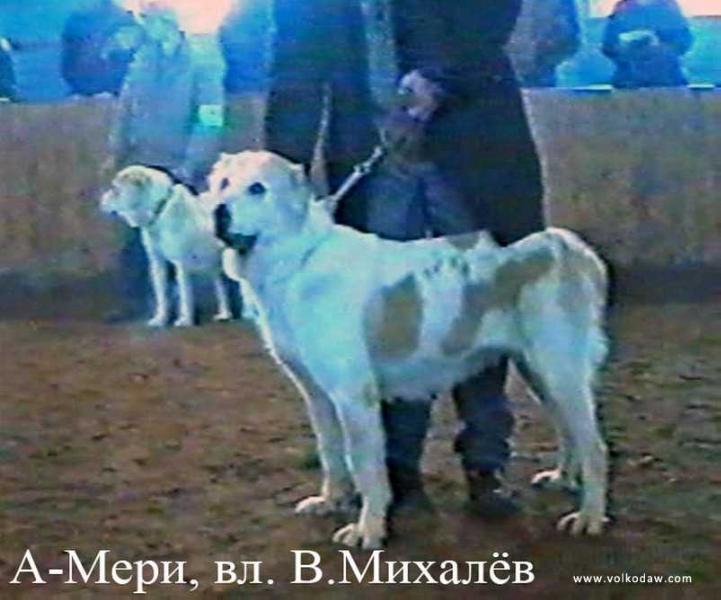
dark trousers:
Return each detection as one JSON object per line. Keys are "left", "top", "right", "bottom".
{"left": 384, "top": 361, "right": 513, "bottom": 474}
{"left": 115, "top": 228, "right": 150, "bottom": 316}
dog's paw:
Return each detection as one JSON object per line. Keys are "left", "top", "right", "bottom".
{"left": 332, "top": 522, "right": 385, "bottom": 550}
{"left": 531, "top": 468, "right": 579, "bottom": 493}
{"left": 212, "top": 311, "right": 233, "bottom": 323}
{"left": 556, "top": 510, "right": 608, "bottom": 536}
{"left": 173, "top": 316, "right": 194, "bottom": 328}
{"left": 295, "top": 495, "right": 352, "bottom": 517}
{"left": 147, "top": 315, "right": 168, "bottom": 328}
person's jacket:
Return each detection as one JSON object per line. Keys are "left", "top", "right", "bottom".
{"left": 271, "top": 0, "right": 368, "bottom": 80}
{"left": 368, "top": 1, "right": 545, "bottom": 245}
{"left": 602, "top": 0, "right": 693, "bottom": 88}
{"left": 391, "top": 0, "right": 522, "bottom": 100}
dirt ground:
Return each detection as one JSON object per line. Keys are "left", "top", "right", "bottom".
{"left": 0, "top": 276, "right": 719, "bottom": 599}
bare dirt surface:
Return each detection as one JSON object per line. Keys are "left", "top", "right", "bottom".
{"left": 0, "top": 279, "right": 719, "bottom": 599}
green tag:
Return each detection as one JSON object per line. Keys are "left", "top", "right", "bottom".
{"left": 198, "top": 104, "right": 225, "bottom": 128}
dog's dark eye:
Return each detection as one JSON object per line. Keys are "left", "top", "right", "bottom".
{"left": 247, "top": 182, "right": 266, "bottom": 196}
{"left": 219, "top": 178, "right": 231, "bottom": 191}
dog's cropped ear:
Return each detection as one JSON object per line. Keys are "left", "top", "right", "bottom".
{"left": 118, "top": 166, "right": 153, "bottom": 189}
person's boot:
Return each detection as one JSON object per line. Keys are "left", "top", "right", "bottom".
{"left": 387, "top": 464, "right": 435, "bottom": 517}
{"left": 465, "top": 470, "right": 520, "bottom": 520}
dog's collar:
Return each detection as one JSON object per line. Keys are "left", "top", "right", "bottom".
{"left": 147, "top": 186, "right": 176, "bottom": 228}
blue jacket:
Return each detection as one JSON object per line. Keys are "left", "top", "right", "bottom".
{"left": 602, "top": 0, "right": 693, "bottom": 88}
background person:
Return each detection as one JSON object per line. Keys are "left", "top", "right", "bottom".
{"left": 107, "top": 0, "right": 227, "bottom": 321}
{"left": 62, "top": 0, "right": 142, "bottom": 97}
{"left": 0, "top": 36, "right": 16, "bottom": 100}
{"left": 220, "top": 0, "right": 269, "bottom": 94}
{"left": 507, "top": 0, "right": 581, "bottom": 88}
{"left": 602, "top": 0, "right": 693, "bottom": 88}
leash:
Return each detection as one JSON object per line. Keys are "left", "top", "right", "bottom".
{"left": 322, "top": 144, "right": 387, "bottom": 216}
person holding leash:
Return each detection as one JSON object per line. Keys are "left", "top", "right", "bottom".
{"left": 365, "top": 0, "right": 546, "bottom": 519}
{"left": 265, "top": 0, "right": 545, "bottom": 519}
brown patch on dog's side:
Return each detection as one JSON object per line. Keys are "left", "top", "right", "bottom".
{"left": 440, "top": 248, "right": 555, "bottom": 356}
{"left": 440, "top": 281, "right": 489, "bottom": 356}
{"left": 366, "top": 275, "right": 423, "bottom": 361}
{"left": 447, "top": 232, "right": 482, "bottom": 252}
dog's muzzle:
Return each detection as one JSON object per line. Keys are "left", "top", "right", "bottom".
{"left": 214, "top": 203, "right": 258, "bottom": 255}
{"left": 99, "top": 192, "right": 115, "bottom": 215}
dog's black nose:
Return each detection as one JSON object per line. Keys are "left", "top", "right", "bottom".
{"left": 214, "top": 203, "right": 259, "bottom": 254}
{"left": 214, "top": 203, "right": 231, "bottom": 243}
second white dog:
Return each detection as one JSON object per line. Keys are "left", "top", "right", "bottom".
{"left": 101, "top": 165, "right": 233, "bottom": 327}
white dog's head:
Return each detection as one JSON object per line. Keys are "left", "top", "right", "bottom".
{"left": 100, "top": 166, "right": 174, "bottom": 228}
{"left": 210, "top": 151, "right": 313, "bottom": 254}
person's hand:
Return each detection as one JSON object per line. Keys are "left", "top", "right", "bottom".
{"left": 619, "top": 29, "right": 658, "bottom": 46}
{"left": 644, "top": 31, "right": 660, "bottom": 46}
{"left": 398, "top": 70, "right": 445, "bottom": 123}
{"left": 381, "top": 108, "right": 425, "bottom": 164}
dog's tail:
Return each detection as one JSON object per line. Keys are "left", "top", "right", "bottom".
{"left": 545, "top": 227, "right": 608, "bottom": 306}
{"left": 515, "top": 227, "right": 609, "bottom": 380}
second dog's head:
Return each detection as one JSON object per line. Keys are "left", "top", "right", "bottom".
{"left": 100, "top": 166, "right": 174, "bottom": 228}
{"left": 210, "top": 151, "right": 313, "bottom": 254}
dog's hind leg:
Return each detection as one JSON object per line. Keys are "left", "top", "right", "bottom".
{"left": 330, "top": 387, "right": 391, "bottom": 550}
{"left": 553, "top": 383, "right": 607, "bottom": 536}
{"left": 238, "top": 279, "right": 260, "bottom": 321}
{"left": 173, "top": 263, "right": 195, "bottom": 327}
{"left": 517, "top": 362, "right": 580, "bottom": 493}
{"left": 291, "top": 371, "right": 356, "bottom": 517}
{"left": 211, "top": 274, "right": 233, "bottom": 322}
{"left": 523, "top": 347, "right": 608, "bottom": 535}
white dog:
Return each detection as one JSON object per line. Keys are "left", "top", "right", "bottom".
{"left": 212, "top": 151, "right": 610, "bottom": 549}
{"left": 101, "top": 165, "right": 233, "bottom": 327}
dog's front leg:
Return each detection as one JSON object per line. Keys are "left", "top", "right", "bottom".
{"left": 331, "top": 392, "right": 390, "bottom": 550}
{"left": 211, "top": 274, "right": 233, "bottom": 322}
{"left": 174, "top": 263, "right": 195, "bottom": 327}
{"left": 293, "top": 376, "right": 355, "bottom": 516}
{"left": 144, "top": 242, "right": 169, "bottom": 328}
{"left": 238, "top": 280, "right": 259, "bottom": 321}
